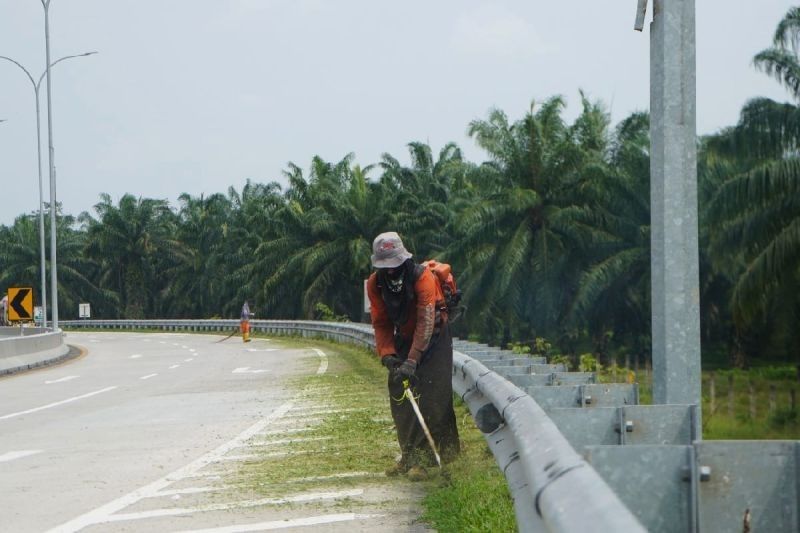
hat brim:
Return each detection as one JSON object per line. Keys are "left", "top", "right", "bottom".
{"left": 371, "top": 251, "right": 412, "bottom": 269}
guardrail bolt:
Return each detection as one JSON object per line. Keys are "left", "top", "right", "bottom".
{"left": 625, "top": 420, "right": 634, "bottom": 432}
{"left": 699, "top": 465, "right": 711, "bottom": 482}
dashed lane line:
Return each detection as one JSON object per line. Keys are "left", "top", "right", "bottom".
{"left": 140, "top": 374, "right": 158, "bottom": 380}
{"left": 0, "top": 450, "right": 43, "bottom": 463}
{"left": 311, "top": 348, "right": 328, "bottom": 375}
{"left": 0, "top": 387, "right": 118, "bottom": 421}
{"left": 44, "top": 376, "right": 79, "bottom": 384}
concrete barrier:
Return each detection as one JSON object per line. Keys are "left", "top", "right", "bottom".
{"left": 0, "top": 327, "right": 70, "bottom": 376}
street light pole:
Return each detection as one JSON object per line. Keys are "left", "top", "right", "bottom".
{"left": 0, "top": 52, "right": 96, "bottom": 329}
{"left": 40, "top": 0, "right": 60, "bottom": 329}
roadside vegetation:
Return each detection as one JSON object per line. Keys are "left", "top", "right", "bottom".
{"left": 235, "top": 335, "right": 516, "bottom": 531}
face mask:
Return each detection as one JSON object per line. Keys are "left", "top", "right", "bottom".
{"left": 385, "top": 265, "right": 405, "bottom": 293}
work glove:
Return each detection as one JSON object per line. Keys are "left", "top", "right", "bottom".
{"left": 382, "top": 355, "right": 402, "bottom": 371}
{"left": 395, "top": 359, "right": 417, "bottom": 381}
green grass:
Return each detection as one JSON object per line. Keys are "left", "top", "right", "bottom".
{"left": 598, "top": 364, "right": 800, "bottom": 440}
{"left": 421, "top": 398, "right": 516, "bottom": 532}
{"left": 227, "top": 335, "right": 516, "bottom": 531}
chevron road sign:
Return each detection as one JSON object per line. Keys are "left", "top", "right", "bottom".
{"left": 7, "top": 287, "right": 33, "bottom": 322}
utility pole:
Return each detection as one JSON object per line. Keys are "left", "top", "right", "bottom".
{"left": 637, "top": 0, "right": 701, "bottom": 416}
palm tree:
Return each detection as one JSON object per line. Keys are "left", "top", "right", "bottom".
{"left": 703, "top": 6, "right": 800, "bottom": 367}
{"left": 451, "top": 94, "right": 611, "bottom": 345}
{"left": 379, "top": 142, "right": 468, "bottom": 259}
{"left": 256, "top": 155, "right": 394, "bottom": 319}
{"left": 80, "top": 194, "right": 183, "bottom": 318}
{"left": 163, "top": 192, "right": 233, "bottom": 317}
{"left": 566, "top": 112, "right": 652, "bottom": 361}
{"left": 0, "top": 212, "right": 111, "bottom": 320}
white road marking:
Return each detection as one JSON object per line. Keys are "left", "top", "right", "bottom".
{"left": 130, "top": 354, "right": 142, "bottom": 359}
{"left": 212, "top": 454, "right": 261, "bottom": 462}
{"left": 245, "top": 348, "right": 279, "bottom": 353}
{"left": 175, "top": 512, "right": 382, "bottom": 533}
{"left": 312, "top": 348, "right": 328, "bottom": 375}
{"left": 232, "top": 367, "right": 268, "bottom": 374}
{"left": 153, "top": 486, "right": 227, "bottom": 498}
{"left": 189, "top": 348, "right": 196, "bottom": 352}
{"left": 259, "top": 427, "right": 314, "bottom": 437}
{"left": 284, "top": 472, "right": 377, "bottom": 484}
{"left": 105, "top": 489, "right": 364, "bottom": 523}
{"left": 140, "top": 374, "right": 158, "bottom": 380}
{"left": 169, "top": 365, "right": 180, "bottom": 370}
{"left": 0, "top": 450, "right": 43, "bottom": 463}
{"left": 248, "top": 436, "right": 331, "bottom": 447}
{"left": 46, "top": 401, "right": 294, "bottom": 533}
{"left": 290, "top": 407, "right": 364, "bottom": 416}
{"left": 185, "top": 358, "right": 194, "bottom": 362}
{"left": 0, "top": 387, "right": 117, "bottom": 421}
{"left": 44, "top": 376, "right": 79, "bottom": 384}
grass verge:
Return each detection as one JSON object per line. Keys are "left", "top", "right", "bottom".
{"left": 236, "top": 335, "right": 517, "bottom": 531}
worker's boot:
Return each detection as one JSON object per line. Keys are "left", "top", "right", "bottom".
{"left": 406, "top": 465, "right": 428, "bottom": 482}
{"left": 385, "top": 461, "right": 410, "bottom": 477}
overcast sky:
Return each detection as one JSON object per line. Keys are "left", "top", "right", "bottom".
{"left": 0, "top": 0, "right": 794, "bottom": 225}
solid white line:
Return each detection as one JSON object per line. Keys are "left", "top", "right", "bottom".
{"left": 46, "top": 401, "right": 294, "bottom": 533}
{"left": 259, "top": 427, "right": 313, "bottom": 436}
{"left": 105, "top": 489, "right": 364, "bottom": 523}
{"left": 176, "top": 512, "right": 382, "bottom": 533}
{"left": 153, "top": 485, "right": 227, "bottom": 497}
{"left": 248, "top": 436, "right": 331, "bottom": 446}
{"left": 290, "top": 407, "right": 365, "bottom": 416}
{"left": 140, "top": 374, "right": 158, "bottom": 380}
{"left": 311, "top": 348, "right": 328, "bottom": 375}
{"left": 0, "top": 450, "right": 43, "bottom": 463}
{"left": 0, "top": 386, "right": 118, "bottom": 421}
{"left": 284, "top": 471, "right": 377, "bottom": 483}
{"left": 44, "top": 376, "right": 79, "bottom": 384}
{"left": 212, "top": 454, "right": 260, "bottom": 462}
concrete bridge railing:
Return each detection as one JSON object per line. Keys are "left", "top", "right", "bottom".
{"left": 0, "top": 326, "right": 70, "bottom": 376}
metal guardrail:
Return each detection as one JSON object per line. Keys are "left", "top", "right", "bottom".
{"left": 60, "top": 319, "right": 645, "bottom": 532}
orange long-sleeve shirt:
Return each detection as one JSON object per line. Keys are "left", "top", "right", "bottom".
{"left": 367, "top": 267, "right": 444, "bottom": 363}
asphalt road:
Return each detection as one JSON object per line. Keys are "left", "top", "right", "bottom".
{"left": 1, "top": 331, "right": 307, "bottom": 532}
{"left": 0, "top": 331, "right": 428, "bottom": 533}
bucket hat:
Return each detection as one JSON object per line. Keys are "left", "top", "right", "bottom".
{"left": 371, "top": 231, "right": 412, "bottom": 268}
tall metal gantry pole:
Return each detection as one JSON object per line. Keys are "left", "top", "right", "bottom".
{"left": 636, "top": 0, "right": 702, "bottom": 420}
{"left": 0, "top": 52, "right": 96, "bottom": 328}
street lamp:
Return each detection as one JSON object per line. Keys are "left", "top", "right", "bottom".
{"left": 0, "top": 51, "right": 97, "bottom": 328}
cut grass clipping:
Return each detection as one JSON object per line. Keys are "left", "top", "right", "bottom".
{"left": 236, "top": 336, "right": 516, "bottom": 531}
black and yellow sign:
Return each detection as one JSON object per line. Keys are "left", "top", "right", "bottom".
{"left": 7, "top": 287, "right": 33, "bottom": 322}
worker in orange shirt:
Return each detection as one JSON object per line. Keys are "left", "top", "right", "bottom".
{"left": 366, "top": 232, "right": 460, "bottom": 481}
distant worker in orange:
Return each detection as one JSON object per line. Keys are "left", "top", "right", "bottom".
{"left": 367, "top": 231, "right": 460, "bottom": 481}
{"left": 240, "top": 300, "right": 251, "bottom": 343}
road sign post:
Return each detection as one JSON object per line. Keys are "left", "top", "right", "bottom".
{"left": 79, "top": 303, "right": 91, "bottom": 319}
